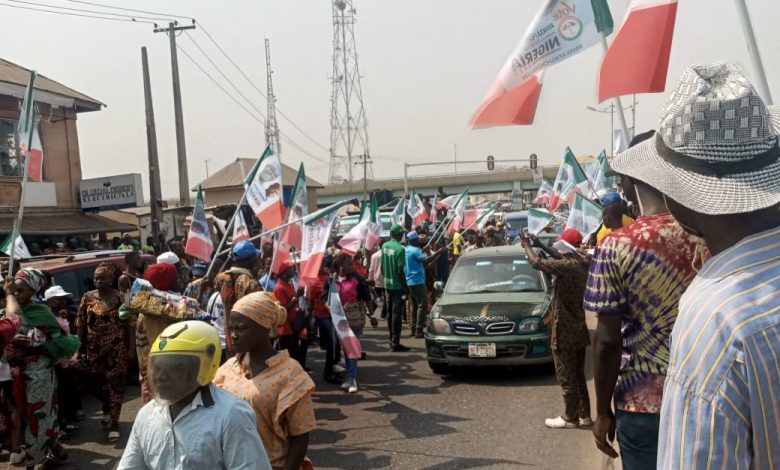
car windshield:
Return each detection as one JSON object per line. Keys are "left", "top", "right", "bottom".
{"left": 337, "top": 216, "right": 360, "bottom": 236}
{"left": 446, "top": 256, "right": 544, "bottom": 294}
{"left": 505, "top": 215, "right": 528, "bottom": 230}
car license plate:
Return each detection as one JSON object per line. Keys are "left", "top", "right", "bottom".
{"left": 468, "top": 343, "right": 496, "bottom": 358}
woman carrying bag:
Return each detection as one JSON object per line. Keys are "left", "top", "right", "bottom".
{"left": 325, "top": 252, "right": 377, "bottom": 393}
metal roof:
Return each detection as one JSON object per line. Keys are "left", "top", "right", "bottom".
{"left": 196, "top": 158, "right": 324, "bottom": 191}
{"left": 0, "top": 212, "right": 135, "bottom": 236}
{"left": 0, "top": 58, "right": 104, "bottom": 112}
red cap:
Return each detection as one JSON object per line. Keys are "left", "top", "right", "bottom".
{"left": 280, "top": 260, "right": 297, "bottom": 271}
{"left": 560, "top": 228, "right": 583, "bottom": 247}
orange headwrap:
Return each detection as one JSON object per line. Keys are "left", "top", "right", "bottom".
{"left": 231, "top": 291, "right": 287, "bottom": 329}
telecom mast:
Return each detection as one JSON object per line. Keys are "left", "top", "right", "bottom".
{"left": 265, "top": 38, "right": 281, "bottom": 156}
{"left": 329, "top": 0, "right": 371, "bottom": 184}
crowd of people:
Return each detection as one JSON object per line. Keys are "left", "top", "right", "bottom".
{"left": 0, "top": 61, "right": 777, "bottom": 470}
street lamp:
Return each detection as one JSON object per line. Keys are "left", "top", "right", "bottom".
{"left": 586, "top": 99, "right": 637, "bottom": 156}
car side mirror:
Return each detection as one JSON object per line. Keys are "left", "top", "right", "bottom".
{"left": 434, "top": 281, "right": 445, "bottom": 291}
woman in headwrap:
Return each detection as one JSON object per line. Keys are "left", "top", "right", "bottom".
{"left": 213, "top": 292, "right": 316, "bottom": 470}
{"left": 5, "top": 268, "right": 78, "bottom": 468}
{"left": 75, "top": 262, "right": 129, "bottom": 442}
{"left": 135, "top": 262, "right": 182, "bottom": 403}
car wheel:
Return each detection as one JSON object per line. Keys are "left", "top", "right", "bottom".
{"left": 428, "top": 362, "right": 451, "bottom": 375}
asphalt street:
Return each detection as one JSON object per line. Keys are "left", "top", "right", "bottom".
{"left": 6, "top": 314, "right": 618, "bottom": 470}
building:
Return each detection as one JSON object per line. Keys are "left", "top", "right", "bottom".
{"left": 197, "top": 158, "right": 323, "bottom": 210}
{"left": 0, "top": 58, "right": 134, "bottom": 244}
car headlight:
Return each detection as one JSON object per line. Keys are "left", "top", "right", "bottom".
{"left": 517, "top": 316, "right": 542, "bottom": 334}
{"left": 429, "top": 318, "right": 451, "bottom": 335}
{"left": 430, "top": 305, "right": 442, "bottom": 319}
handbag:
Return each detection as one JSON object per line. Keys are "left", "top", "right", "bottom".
{"left": 343, "top": 302, "right": 366, "bottom": 331}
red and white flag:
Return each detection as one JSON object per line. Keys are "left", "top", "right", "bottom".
{"left": 407, "top": 191, "right": 428, "bottom": 228}
{"left": 19, "top": 124, "right": 43, "bottom": 182}
{"left": 598, "top": 0, "right": 678, "bottom": 102}
{"left": 338, "top": 201, "right": 370, "bottom": 256}
{"left": 365, "top": 194, "right": 383, "bottom": 252}
{"left": 184, "top": 186, "right": 214, "bottom": 262}
{"left": 548, "top": 148, "right": 592, "bottom": 213}
{"left": 328, "top": 281, "right": 362, "bottom": 360}
{"left": 270, "top": 236, "right": 293, "bottom": 276}
{"left": 436, "top": 194, "right": 461, "bottom": 210}
{"left": 232, "top": 210, "right": 250, "bottom": 243}
{"left": 447, "top": 188, "right": 469, "bottom": 233}
{"left": 534, "top": 177, "right": 554, "bottom": 207}
{"left": 470, "top": 0, "right": 614, "bottom": 129}
{"left": 429, "top": 193, "right": 438, "bottom": 223}
{"left": 245, "top": 146, "right": 286, "bottom": 230}
{"left": 299, "top": 200, "right": 351, "bottom": 286}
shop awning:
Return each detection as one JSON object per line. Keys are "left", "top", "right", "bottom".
{"left": 0, "top": 212, "right": 136, "bottom": 236}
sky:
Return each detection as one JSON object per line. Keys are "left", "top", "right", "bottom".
{"left": 1, "top": 0, "right": 778, "bottom": 199}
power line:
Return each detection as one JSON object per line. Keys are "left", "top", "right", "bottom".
{"left": 197, "top": 22, "right": 330, "bottom": 153}
{"left": 7, "top": 0, "right": 171, "bottom": 21}
{"left": 175, "top": 43, "right": 329, "bottom": 166}
{"left": 184, "top": 31, "right": 268, "bottom": 121}
{"left": 56, "top": 0, "right": 193, "bottom": 20}
{"left": 0, "top": 1, "right": 157, "bottom": 23}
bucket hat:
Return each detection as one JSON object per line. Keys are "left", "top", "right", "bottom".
{"left": 610, "top": 61, "right": 780, "bottom": 215}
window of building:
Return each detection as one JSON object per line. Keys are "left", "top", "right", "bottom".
{"left": 0, "top": 118, "right": 21, "bottom": 177}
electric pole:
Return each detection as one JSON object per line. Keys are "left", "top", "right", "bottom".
{"left": 154, "top": 21, "right": 196, "bottom": 207}
{"left": 141, "top": 47, "right": 163, "bottom": 248}
{"left": 354, "top": 154, "right": 372, "bottom": 201}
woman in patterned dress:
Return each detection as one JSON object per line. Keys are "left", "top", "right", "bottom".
{"left": 76, "top": 262, "right": 131, "bottom": 442}
{"left": 5, "top": 268, "right": 79, "bottom": 468}
{"left": 213, "top": 291, "right": 316, "bottom": 470}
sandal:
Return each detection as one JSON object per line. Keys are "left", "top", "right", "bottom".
{"left": 108, "top": 429, "right": 120, "bottom": 442}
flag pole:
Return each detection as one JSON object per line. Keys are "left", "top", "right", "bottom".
{"left": 8, "top": 71, "right": 37, "bottom": 276}
{"left": 204, "top": 191, "right": 246, "bottom": 279}
{"left": 734, "top": 0, "right": 773, "bottom": 105}
{"left": 599, "top": 34, "right": 631, "bottom": 148}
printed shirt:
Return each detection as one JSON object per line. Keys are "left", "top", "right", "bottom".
{"left": 404, "top": 245, "right": 425, "bottom": 286}
{"left": 658, "top": 226, "right": 780, "bottom": 470}
{"left": 584, "top": 213, "right": 701, "bottom": 413}
{"left": 274, "top": 279, "right": 299, "bottom": 336}
{"left": 381, "top": 239, "right": 406, "bottom": 290}
{"left": 117, "top": 384, "right": 272, "bottom": 470}
{"left": 529, "top": 256, "right": 590, "bottom": 351}
{"left": 452, "top": 232, "right": 463, "bottom": 255}
{"left": 213, "top": 350, "right": 316, "bottom": 469}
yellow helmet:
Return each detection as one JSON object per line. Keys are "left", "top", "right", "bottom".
{"left": 150, "top": 320, "right": 222, "bottom": 386}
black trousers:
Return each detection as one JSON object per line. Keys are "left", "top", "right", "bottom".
{"left": 386, "top": 289, "right": 405, "bottom": 345}
{"left": 279, "top": 334, "right": 308, "bottom": 366}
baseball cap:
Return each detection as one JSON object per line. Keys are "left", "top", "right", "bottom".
{"left": 390, "top": 224, "right": 404, "bottom": 235}
{"left": 406, "top": 231, "right": 419, "bottom": 241}
{"left": 44, "top": 285, "right": 73, "bottom": 301}
{"left": 192, "top": 261, "right": 208, "bottom": 276}
{"left": 600, "top": 191, "right": 622, "bottom": 207}
{"left": 232, "top": 240, "right": 261, "bottom": 261}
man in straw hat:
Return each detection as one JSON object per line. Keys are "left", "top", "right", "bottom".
{"left": 607, "top": 61, "right": 780, "bottom": 469}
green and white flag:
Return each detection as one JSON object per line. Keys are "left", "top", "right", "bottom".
{"left": 527, "top": 208, "right": 555, "bottom": 235}
{"left": 1, "top": 230, "right": 31, "bottom": 259}
{"left": 591, "top": 150, "right": 614, "bottom": 197}
{"left": 475, "top": 202, "right": 499, "bottom": 230}
{"left": 549, "top": 147, "right": 592, "bottom": 213}
{"left": 447, "top": 187, "right": 469, "bottom": 233}
{"left": 566, "top": 193, "right": 603, "bottom": 238}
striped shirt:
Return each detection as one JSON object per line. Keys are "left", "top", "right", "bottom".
{"left": 659, "top": 225, "right": 780, "bottom": 470}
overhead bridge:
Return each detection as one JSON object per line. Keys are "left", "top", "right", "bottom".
{"left": 316, "top": 166, "right": 558, "bottom": 206}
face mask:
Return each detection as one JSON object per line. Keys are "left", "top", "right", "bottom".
{"left": 634, "top": 186, "right": 645, "bottom": 216}
{"left": 663, "top": 194, "right": 704, "bottom": 237}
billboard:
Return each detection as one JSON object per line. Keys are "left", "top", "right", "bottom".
{"left": 79, "top": 173, "right": 144, "bottom": 212}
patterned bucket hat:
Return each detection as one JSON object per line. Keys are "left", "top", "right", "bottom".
{"left": 610, "top": 61, "right": 780, "bottom": 215}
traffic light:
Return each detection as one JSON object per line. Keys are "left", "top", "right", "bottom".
{"left": 530, "top": 153, "right": 538, "bottom": 170}
{"left": 487, "top": 155, "right": 495, "bottom": 171}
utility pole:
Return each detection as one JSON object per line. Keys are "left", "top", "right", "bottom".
{"left": 354, "top": 154, "right": 372, "bottom": 201}
{"left": 204, "top": 159, "right": 210, "bottom": 178}
{"left": 264, "top": 38, "right": 282, "bottom": 156}
{"left": 141, "top": 47, "right": 163, "bottom": 249}
{"left": 154, "top": 21, "right": 196, "bottom": 206}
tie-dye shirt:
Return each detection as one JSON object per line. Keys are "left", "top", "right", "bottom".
{"left": 584, "top": 213, "right": 703, "bottom": 413}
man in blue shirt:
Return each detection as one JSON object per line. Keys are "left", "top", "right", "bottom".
{"left": 405, "top": 231, "right": 444, "bottom": 338}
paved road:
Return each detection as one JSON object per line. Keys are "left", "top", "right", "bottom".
{"left": 27, "top": 315, "right": 617, "bottom": 470}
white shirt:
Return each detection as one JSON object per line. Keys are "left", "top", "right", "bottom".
{"left": 206, "top": 293, "right": 226, "bottom": 349}
{"left": 369, "top": 249, "right": 384, "bottom": 288}
{"left": 117, "top": 384, "right": 271, "bottom": 470}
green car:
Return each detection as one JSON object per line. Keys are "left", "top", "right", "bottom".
{"left": 426, "top": 245, "right": 553, "bottom": 374}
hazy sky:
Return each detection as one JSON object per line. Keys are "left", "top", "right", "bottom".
{"left": 1, "top": 0, "right": 778, "bottom": 199}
